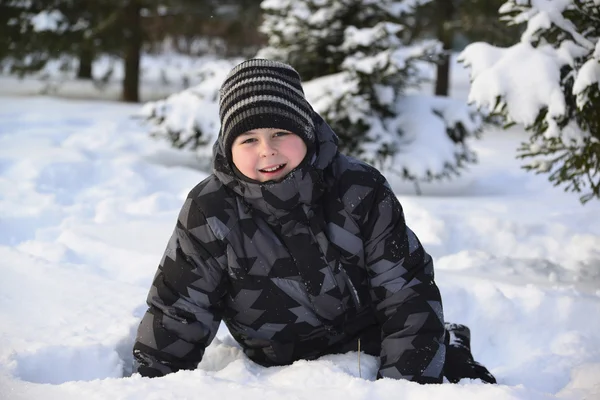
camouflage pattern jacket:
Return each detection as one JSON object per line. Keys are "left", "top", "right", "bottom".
{"left": 133, "top": 116, "right": 446, "bottom": 382}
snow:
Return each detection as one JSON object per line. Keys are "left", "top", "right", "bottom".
{"left": 302, "top": 63, "right": 480, "bottom": 180}
{"left": 257, "top": 0, "right": 471, "bottom": 180}
{"left": 30, "top": 10, "right": 66, "bottom": 32}
{"left": 342, "top": 23, "right": 403, "bottom": 49}
{"left": 459, "top": 42, "right": 566, "bottom": 128}
{"left": 137, "top": 58, "right": 241, "bottom": 161}
{"left": 1, "top": 81, "right": 600, "bottom": 398}
{"left": 459, "top": 0, "right": 599, "bottom": 200}
{"left": 573, "top": 58, "right": 600, "bottom": 108}
{"left": 381, "top": 0, "right": 433, "bottom": 17}
{"left": 383, "top": 94, "right": 480, "bottom": 178}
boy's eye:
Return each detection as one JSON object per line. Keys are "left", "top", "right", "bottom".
{"left": 274, "top": 131, "right": 289, "bottom": 137}
{"left": 241, "top": 138, "right": 256, "bottom": 144}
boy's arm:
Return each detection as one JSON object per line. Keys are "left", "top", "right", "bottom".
{"left": 361, "top": 179, "right": 445, "bottom": 383}
{"left": 133, "top": 196, "right": 228, "bottom": 378}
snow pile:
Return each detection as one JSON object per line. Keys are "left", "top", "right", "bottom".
{"left": 0, "top": 95, "right": 599, "bottom": 399}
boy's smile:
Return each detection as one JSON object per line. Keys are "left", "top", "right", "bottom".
{"left": 231, "top": 128, "right": 307, "bottom": 182}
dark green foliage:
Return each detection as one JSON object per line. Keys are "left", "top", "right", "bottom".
{"left": 417, "top": 0, "right": 522, "bottom": 97}
{"left": 0, "top": 0, "right": 124, "bottom": 76}
{"left": 518, "top": 72, "right": 600, "bottom": 203}
{"left": 455, "top": 0, "right": 522, "bottom": 47}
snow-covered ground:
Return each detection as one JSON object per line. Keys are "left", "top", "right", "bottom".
{"left": 0, "top": 91, "right": 599, "bottom": 400}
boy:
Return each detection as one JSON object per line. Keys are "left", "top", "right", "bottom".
{"left": 133, "top": 59, "right": 495, "bottom": 384}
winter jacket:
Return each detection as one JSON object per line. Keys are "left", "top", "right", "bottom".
{"left": 133, "top": 115, "right": 446, "bottom": 382}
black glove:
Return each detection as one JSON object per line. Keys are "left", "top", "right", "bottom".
{"left": 443, "top": 342, "right": 497, "bottom": 384}
{"left": 443, "top": 323, "right": 496, "bottom": 384}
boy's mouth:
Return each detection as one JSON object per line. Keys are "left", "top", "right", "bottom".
{"left": 259, "top": 164, "right": 286, "bottom": 174}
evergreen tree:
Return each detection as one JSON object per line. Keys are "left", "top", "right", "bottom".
{"left": 0, "top": 1, "right": 128, "bottom": 75}
{"left": 461, "top": 0, "right": 600, "bottom": 203}
{"left": 218, "top": 0, "right": 265, "bottom": 57}
{"left": 257, "top": 0, "right": 350, "bottom": 80}
{"left": 0, "top": 0, "right": 81, "bottom": 76}
{"left": 0, "top": 0, "right": 183, "bottom": 102}
{"left": 259, "top": 0, "right": 482, "bottom": 182}
{"left": 454, "top": 0, "right": 522, "bottom": 47}
{"left": 411, "top": 0, "right": 522, "bottom": 97}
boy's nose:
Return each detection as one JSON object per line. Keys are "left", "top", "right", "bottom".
{"left": 259, "top": 141, "right": 277, "bottom": 157}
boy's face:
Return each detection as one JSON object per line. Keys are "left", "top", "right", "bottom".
{"left": 231, "top": 128, "right": 307, "bottom": 182}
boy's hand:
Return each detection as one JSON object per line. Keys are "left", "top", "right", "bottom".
{"left": 443, "top": 343, "right": 497, "bottom": 384}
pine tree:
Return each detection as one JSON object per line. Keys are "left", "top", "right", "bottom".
{"left": 0, "top": 1, "right": 126, "bottom": 73}
{"left": 257, "top": 0, "right": 351, "bottom": 80}
{"left": 259, "top": 0, "right": 483, "bottom": 182}
{"left": 461, "top": 0, "right": 600, "bottom": 203}
{"left": 0, "top": 0, "right": 185, "bottom": 102}
{"left": 416, "top": 0, "right": 522, "bottom": 97}
{"left": 0, "top": 0, "right": 78, "bottom": 76}
{"left": 454, "top": 0, "right": 522, "bottom": 47}
{"left": 139, "top": 0, "right": 483, "bottom": 185}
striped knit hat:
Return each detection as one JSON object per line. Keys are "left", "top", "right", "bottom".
{"left": 218, "top": 59, "right": 316, "bottom": 162}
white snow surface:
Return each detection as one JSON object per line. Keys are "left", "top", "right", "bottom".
{"left": 1, "top": 93, "right": 600, "bottom": 399}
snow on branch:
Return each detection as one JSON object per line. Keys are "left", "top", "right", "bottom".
{"left": 460, "top": 0, "right": 600, "bottom": 203}
{"left": 305, "top": 72, "right": 481, "bottom": 181}
{"left": 459, "top": 41, "right": 567, "bottom": 135}
{"left": 137, "top": 59, "right": 241, "bottom": 161}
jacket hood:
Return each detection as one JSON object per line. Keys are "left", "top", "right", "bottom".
{"left": 212, "top": 113, "right": 339, "bottom": 220}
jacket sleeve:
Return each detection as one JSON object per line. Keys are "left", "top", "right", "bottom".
{"left": 362, "top": 178, "right": 445, "bottom": 383}
{"left": 133, "top": 195, "right": 228, "bottom": 377}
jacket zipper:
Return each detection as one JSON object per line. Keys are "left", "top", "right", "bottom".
{"left": 340, "top": 265, "right": 361, "bottom": 309}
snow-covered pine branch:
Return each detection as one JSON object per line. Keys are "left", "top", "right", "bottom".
{"left": 137, "top": 58, "right": 242, "bottom": 167}
{"left": 257, "top": 0, "right": 351, "bottom": 80}
{"left": 459, "top": 0, "right": 600, "bottom": 203}
{"left": 305, "top": 72, "right": 481, "bottom": 182}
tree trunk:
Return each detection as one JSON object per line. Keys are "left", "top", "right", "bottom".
{"left": 122, "top": 0, "right": 142, "bottom": 102}
{"left": 77, "top": 47, "right": 93, "bottom": 79}
{"left": 435, "top": 0, "right": 456, "bottom": 97}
